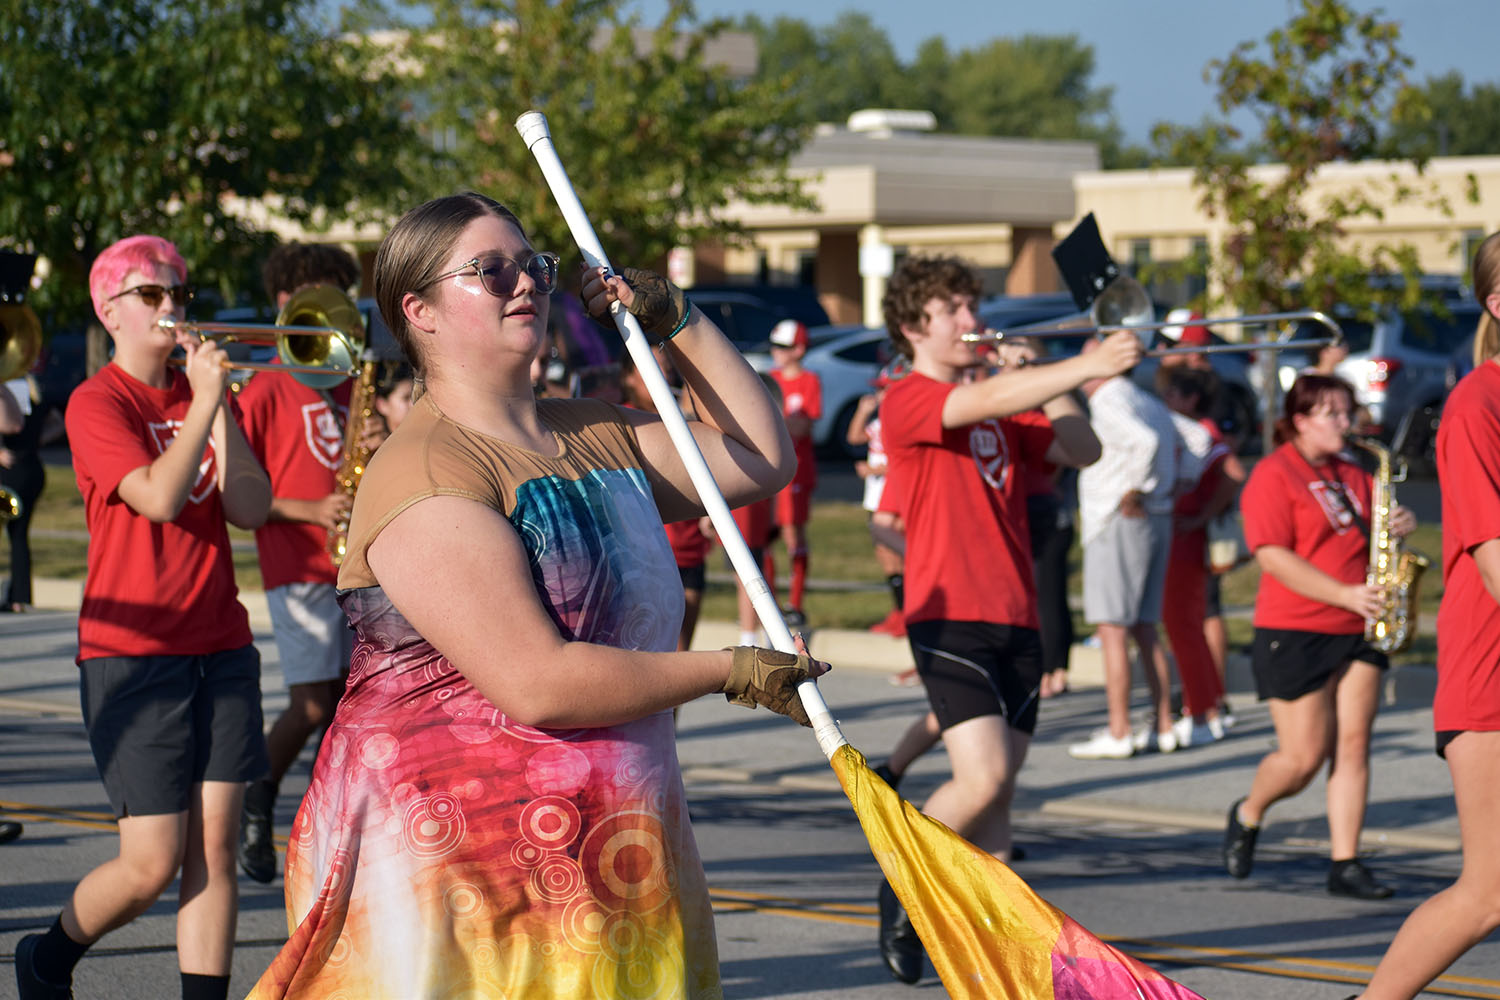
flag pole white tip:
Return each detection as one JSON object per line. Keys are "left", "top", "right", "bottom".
{"left": 515, "top": 111, "right": 551, "bottom": 150}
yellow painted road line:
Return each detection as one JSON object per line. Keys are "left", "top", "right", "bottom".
{"left": 5, "top": 798, "right": 1498, "bottom": 996}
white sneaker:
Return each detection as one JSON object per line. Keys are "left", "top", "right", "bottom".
{"left": 1172, "top": 716, "right": 1219, "bottom": 748}
{"left": 1134, "top": 725, "right": 1179, "bottom": 753}
{"left": 1068, "top": 730, "right": 1135, "bottom": 760}
{"left": 1207, "top": 715, "right": 1227, "bottom": 741}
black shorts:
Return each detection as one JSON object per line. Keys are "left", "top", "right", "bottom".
{"left": 1250, "top": 628, "right": 1389, "bottom": 702}
{"left": 80, "top": 644, "right": 269, "bottom": 818}
{"left": 906, "top": 620, "right": 1044, "bottom": 735}
{"left": 678, "top": 563, "right": 706, "bottom": 592}
{"left": 1204, "top": 574, "right": 1223, "bottom": 618}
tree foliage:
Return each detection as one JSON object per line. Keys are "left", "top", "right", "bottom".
{"left": 0, "top": 0, "right": 416, "bottom": 325}
{"left": 734, "top": 12, "right": 906, "bottom": 128}
{"left": 1381, "top": 71, "right": 1500, "bottom": 159}
{"left": 363, "top": 0, "right": 813, "bottom": 273}
{"left": 939, "top": 36, "right": 1120, "bottom": 150}
{"left": 1152, "top": 0, "right": 1462, "bottom": 317}
{"left": 737, "top": 16, "right": 1133, "bottom": 165}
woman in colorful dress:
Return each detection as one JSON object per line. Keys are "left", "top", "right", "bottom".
{"left": 1354, "top": 234, "right": 1500, "bottom": 998}
{"left": 248, "top": 192, "right": 824, "bottom": 1000}
{"left": 1222, "top": 373, "right": 1415, "bottom": 899}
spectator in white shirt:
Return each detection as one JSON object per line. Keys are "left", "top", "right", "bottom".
{"left": 1070, "top": 348, "right": 1195, "bottom": 759}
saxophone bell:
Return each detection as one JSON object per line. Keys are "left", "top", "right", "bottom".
{"left": 1352, "top": 437, "right": 1431, "bottom": 654}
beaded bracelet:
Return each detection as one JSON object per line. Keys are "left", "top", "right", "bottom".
{"left": 661, "top": 294, "right": 693, "bottom": 342}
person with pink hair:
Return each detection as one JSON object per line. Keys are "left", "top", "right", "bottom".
{"left": 15, "top": 235, "right": 271, "bottom": 1000}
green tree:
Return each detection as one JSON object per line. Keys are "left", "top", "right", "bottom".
{"left": 0, "top": 1, "right": 416, "bottom": 325}
{"left": 369, "top": 0, "right": 812, "bottom": 272}
{"left": 744, "top": 17, "right": 1134, "bottom": 164}
{"left": 940, "top": 35, "right": 1122, "bottom": 154}
{"left": 1152, "top": 0, "right": 1460, "bottom": 318}
{"left": 1381, "top": 71, "right": 1500, "bottom": 158}
{"left": 736, "top": 12, "right": 908, "bottom": 127}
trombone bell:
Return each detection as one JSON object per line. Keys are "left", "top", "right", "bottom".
{"left": 275, "top": 285, "right": 366, "bottom": 389}
{"left": 156, "top": 285, "right": 366, "bottom": 388}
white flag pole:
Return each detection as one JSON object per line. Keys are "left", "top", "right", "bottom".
{"left": 516, "top": 111, "right": 847, "bottom": 758}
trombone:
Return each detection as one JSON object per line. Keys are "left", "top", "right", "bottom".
{"left": 160, "top": 285, "right": 365, "bottom": 388}
{"left": 963, "top": 309, "right": 1345, "bottom": 359}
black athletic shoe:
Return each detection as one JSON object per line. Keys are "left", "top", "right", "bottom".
{"left": 15, "top": 934, "right": 73, "bottom": 1000}
{"left": 1328, "top": 859, "right": 1394, "bottom": 900}
{"left": 0, "top": 819, "right": 22, "bottom": 844}
{"left": 1223, "top": 798, "right": 1258, "bottom": 879}
{"left": 238, "top": 779, "right": 277, "bottom": 884}
{"left": 877, "top": 879, "right": 924, "bottom": 984}
{"left": 871, "top": 762, "right": 902, "bottom": 791}
{"left": 782, "top": 608, "right": 807, "bottom": 630}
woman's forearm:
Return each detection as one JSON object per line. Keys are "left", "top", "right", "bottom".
{"left": 664, "top": 308, "right": 794, "bottom": 476}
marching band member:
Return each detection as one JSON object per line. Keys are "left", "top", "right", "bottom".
{"left": 16, "top": 235, "right": 271, "bottom": 1000}
{"left": 1223, "top": 373, "right": 1414, "bottom": 899}
{"left": 234, "top": 243, "right": 362, "bottom": 884}
{"left": 1356, "top": 234, "right": 1500, "bottom": 998}
{"left": 872, "top": 254, "right": 1140, "bottom": 984}
{"left": 247, "top": 191, "right": 825, "bottom": 999}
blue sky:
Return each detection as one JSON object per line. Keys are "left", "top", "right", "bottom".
{"left": 625, "top": 0, "right": 1496, "bottom": 143}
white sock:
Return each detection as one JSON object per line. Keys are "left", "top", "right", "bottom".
{"left": 739, "top": 630, "right": 758, "bottom": 647}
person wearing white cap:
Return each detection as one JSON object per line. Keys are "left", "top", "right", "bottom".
{"left": 765, "top": 318, "right": 821, "bottom": 627}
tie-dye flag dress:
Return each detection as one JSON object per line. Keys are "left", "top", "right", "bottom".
{"left": 248, "top": 395, "right": 721, "bottom": 1000}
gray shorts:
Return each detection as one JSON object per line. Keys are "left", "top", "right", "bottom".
{"left": 79, "top": 645, "right": 269, "bottom": 817}
{"left": 1083, "top": 513, "right": 1173, "bottom": 626}
{"left": 265, "top": 581, "right": 352, "bottom": 686}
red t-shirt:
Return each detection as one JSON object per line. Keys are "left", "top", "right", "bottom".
{"left": 731, "top": 497, "right": 773, "bottom": 548}
{"left": 665, "top": 518, "right": 711, "bottom": 568}
{"left": 1174, "top": 418, "right": 1230, "bottom": 519}
{"left": 1018, "top": 408, "right": 1059, "bottom": 499}
{"left": 879, "top": 372, "right": 1053, "bottom": 628}
{"left": 65, "top": 364, "right": 253, "bottom": 661}
{"left": 237, "top": 370, "right": 345, "bottom": 589}
{"left": 770, "top": 368, "right": 822, "bottom": 486}
{"left": 1433, "top": 360, "right": 1500, "bottom": 731}
{"left": 1242, "top": 442, "right": 1372, "bottom": 633}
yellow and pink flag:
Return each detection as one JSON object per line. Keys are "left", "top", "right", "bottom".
{"left": 832, "top": 745, "right": 1206, "bottom": 999}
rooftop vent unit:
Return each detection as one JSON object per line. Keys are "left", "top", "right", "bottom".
{"left": 846, "top": 109, "right": 938, "bottom": 137}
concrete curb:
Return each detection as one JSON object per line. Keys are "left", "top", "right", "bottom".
{"left": 28, "top": 578, "right": 1439, "bottom": 707}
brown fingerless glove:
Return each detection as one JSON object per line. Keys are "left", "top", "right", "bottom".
{"left": 581, "top": 267, "right": 688, "bottom": 345}
{"left": 722, "top": 646, "right": 815, "bottom": 727}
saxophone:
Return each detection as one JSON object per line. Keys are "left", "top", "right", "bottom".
{"left": 1352, "top": 438, "right": 1430, "bottom": 653}
{"left": 328, "top": 360, "right": 378, "bottom": 567}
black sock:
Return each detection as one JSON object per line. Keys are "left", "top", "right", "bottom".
{"left": 33, "top": 915, "right": 90, "bottom": 984}
{"left": 181, "top": 972, "right": 231, "bottom": 1000}
{"left": 887, "top": 573, "right": 904, "bottom": 608}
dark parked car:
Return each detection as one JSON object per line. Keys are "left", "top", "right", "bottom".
{"left": 687, "top": 286, "right": 831, "bottom": 355}
{"left": 35, "top": 331, "right": 88, "bottom": 413}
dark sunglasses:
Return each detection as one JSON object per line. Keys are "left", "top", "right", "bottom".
{"left": 109, "top": 283, "right": 194, "bottom": 308}
{"left": 424, "top": 251, "right": 560, "bottom": 298}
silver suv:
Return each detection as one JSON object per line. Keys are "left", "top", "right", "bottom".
{"left": 1276, "top": 282, "right": 1480, "bottom": 470}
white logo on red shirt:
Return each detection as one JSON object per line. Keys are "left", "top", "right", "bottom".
{"left": 146, "top": 420, "right": 217, "bottom": 504}
{"left": 784, "top": 391, "right": 806, "bottom": 416}
{"left": 301, "top": 401, "right": 344, "bottom": 472}
{"left": 970, "top": 420, "right": 1011, "bottom": 490}
{"left": 1309, "top": 480, "right": 1363, "bottom": 533}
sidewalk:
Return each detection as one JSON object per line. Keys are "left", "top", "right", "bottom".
{"left": 16, "top": 576, "right": 1458, "bottom": 858}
